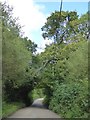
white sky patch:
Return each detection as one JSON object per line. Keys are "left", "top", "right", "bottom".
{"left": 36, "top": 38, "right": 53, "bottom": 54}
{"left": 1, "top": 0, "right": 51, "bottom": 53}
{"left": 1, "top": 0, "right": 46, "bottom": 32}
{"left": 40, "top": 38, "right": 53, "bottom": 48}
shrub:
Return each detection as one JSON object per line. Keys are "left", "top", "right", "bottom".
{"left": 49, "top": 81, "right": 88, "bottom": 118}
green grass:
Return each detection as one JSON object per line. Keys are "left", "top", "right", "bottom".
{"left": 2, "top": 101, "right": 25, "bottom": 118}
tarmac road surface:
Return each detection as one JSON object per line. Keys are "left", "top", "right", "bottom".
{"left": 8, "top": 98, "right": 62, "bottom": 118}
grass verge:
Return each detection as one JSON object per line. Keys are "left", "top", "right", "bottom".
{"left": 2, "top": 101, "right": 25, "bottom": 118}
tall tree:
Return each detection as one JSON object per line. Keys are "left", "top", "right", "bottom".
{"left": 1, "top": 2, "right": 37, "bottom": 105}
{"left": 41, "top": 11, "right": 78, "bottom": 44}
{"left": 41, "top": 11, "right": 88, "bottom": 44}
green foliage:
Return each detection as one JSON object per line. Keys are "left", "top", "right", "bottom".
{"left": 39, "top": 36, "right": 88, "bottom": 118}
{"left": 41, "top": 10, "right": 88, "bottom": 44}
{"left": 49, "top": 81, "right": 88, "bottom": 118}
{"left": 1, "top": 2, "right": 38, "bottom": 106}
{"left": 1, "top": 2, "right": 89, "bottom": 118}
{"left": 66, "top": 41, "right": 88, "bottom": 82}
{"left": 2, "top": 101, "right": 25, "bottom": 118}
{"left": 48, "top": 40, "right": 88, "bottom": 118}
{"left": 31, "top": 88, "right": 44, "bottom": 100}
{"left": 22, "top": 37, "right": 37, "bottom": 53}
{"left": 2, "top": 19, "right": 33, "bottom": 105}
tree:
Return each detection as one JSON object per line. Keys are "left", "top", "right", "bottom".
{"left": 41, "top": 11, "right": 78, "bottom": 44}
{"left": 41, "top": 11, "right": 88, "bottom": 44}
{"left": 1, "top": 2, "right": 37, "bottom": 105}
{"left": 39, "top": 11, "right": 88, "bottom": 118}
{"left": 22, "top": 37, "right": 37, "bottom": 54}
{"left": 1, "top": 2, "right": 21, "bottom": 37}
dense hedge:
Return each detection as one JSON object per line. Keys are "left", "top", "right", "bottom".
{"left": 40, "top": 40, "right": 88, "bottom": 118}
{"left": 49, "top": 81, "right": 88, "bottom": 118}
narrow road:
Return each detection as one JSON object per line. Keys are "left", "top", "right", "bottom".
{"left": 8, "top": 98, "right": 61, "bottom": 118}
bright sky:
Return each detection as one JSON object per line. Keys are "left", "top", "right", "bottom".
{"left": 1, "top": 0, "right": 88, "bottom": 53}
